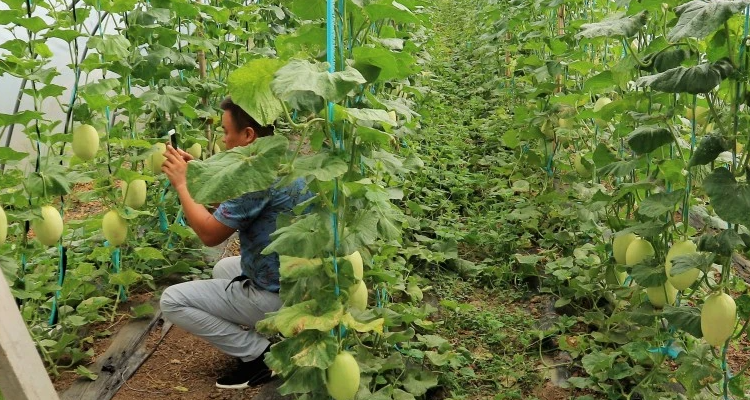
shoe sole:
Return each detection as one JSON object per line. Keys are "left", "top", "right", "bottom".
{"left": 215, "top": 370, "right": 273, "bottom": 390}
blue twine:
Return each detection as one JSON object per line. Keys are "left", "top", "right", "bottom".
{"left": 103, "top": 241, "right": 127, "bottom": 301}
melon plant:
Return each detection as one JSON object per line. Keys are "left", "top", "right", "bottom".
{"left": 664, "top": 240, "right": 699, "bottom": 290}
{"left": 32, "top": 205, "right": 64, "bottom": 246}
{"left": 645, "top": 282, "right": 677, "bottom": 308}
{"left": 122, "top": 180, "right": 147, "bottom": 209}
{"left": 102, "top": 210, "right": 128, "bottom": 246}
{"left": 71, "top": 124, "right": 100, "bottom": 161}
{"left": 701, "top": 292, "right": 737, "bottom": 347}
{"left": 0, "top": 205, "right": 6, "bottom": 244}
{"left": 344, "top": 251, "right": 363, "bottom": 280}
{"left": 349, "top": 280, "right": 367, "bottom": 311}
{"left": 186, "top": 143, "right": 202, "bottom": 159}
{"left": 326, "top": 352, "right": 360, "bottom": 400}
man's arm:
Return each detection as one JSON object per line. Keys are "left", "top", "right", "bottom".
{"left": 162, "top": 145, "right": 235, "bottom": 246}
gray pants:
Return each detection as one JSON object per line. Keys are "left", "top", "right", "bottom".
{"left": 160, "top": 256, "right": 282, "bottom": 362}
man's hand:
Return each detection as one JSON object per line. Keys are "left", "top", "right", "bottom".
{"left": 162, "top": 144, "right": 189, "bottom": 189}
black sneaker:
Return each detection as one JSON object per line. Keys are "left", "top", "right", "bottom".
{"left": 216, "top": 347, "right": 273, "bottom": 389}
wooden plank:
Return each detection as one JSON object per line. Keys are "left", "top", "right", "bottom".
{"left": 60, "top": 304, "right": 163, "bottom": 400}
{"left": 0, "top": 271, "right": 60, "bottom": 400}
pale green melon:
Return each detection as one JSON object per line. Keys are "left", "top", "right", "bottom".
{"left": 349, "top": 280, "right": 367, "bottom": 311}
{"left": 345, "top": 251, "right": 364, "bottom": 281}
{"left": 645, "top": 281, "right": 677, "bottom": 308}
{"left": 326, "top": 352, "right": 360, "bottom": 400}
{"left": 0, "top": 205, "right": 7, "bottom": 244}
{"left": 32, "top": 205, "right": 63, "bottom": 246}
{"left": 102, "top": 210, "right": 128, "bottom": 246}
{"left": 72, "top": 124, "right": 99, "bottom": 161}
{"left": 123, "top": 180, "right": 147, "bottom": 209}
{"left": 701, "top": 292, "right": 737, "bottom": 347}
{"left": 665, "top": 240, "right": 699, "bottom": 290}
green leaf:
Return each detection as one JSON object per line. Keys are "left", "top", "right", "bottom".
{"left": 16, "top": 16, "right": 49, "bottom": 33}
{"left": 227, "top": 59, "right": 285, "bottom": 126}
{"left": 279, "top": 256, "right": 324, "bottom": 279}
{"left": 583, "top": 71, "right": 616, "bottom": 92}
{"left": 134, "top": 247, "right": 166, "bottom": 261}
{"left": 275, "top": 24, "right": 328, "bottom": 59}
{"left": 597, "top": 157, "right": 646, "bottom": 178}
{"left": 630, "top": 261, "right": 667, "bottom": 287}
{"left": 636, "top": 59, "right": 734, "bottom": 94}
{"left": 87, "top": 35, "right": 131, "bottom": 59}
{"left": 131, "top": 303, "right": 155, "bottom": 318}
{"left": 341, "top": 313, "right": 385, "bottom": 333}
{"left": 277, "top": 366, "right": 325, "bottom": 395}
{"left": 264, "top": 213, "right": 332, "bottom": 258}
{"left": 75, "top": 365, "right": 99, "bottom": 381}
{"left": 637, "top": 190, "right": 684, "bottom": 218}
{"left": 284, "top": 0, "right": 326, "bottom": 20}
{"left": 272, "top": 59, "right": 366, "bottom": 113}
{"left": 287, "top": 152, "right": 348, "bottom": 182}
{"left": 364, "top": 3, "right": 421, "bottom": 25}
{"left": 626, "top": 125, "right": 674, "bottom": 155}
{"left": 735, "top": 294, "right": 750, "bottom": 319}
{"left": 662, "top": 305, "right": 703, "bottom": 338}
{"left": 576, "top": 11, "right": 648, "bottom": 39}
{"left": 703, "top": 168, "right": 750, "bottom": 229}
{"left": 0, "top": 147, "right": 28, "bottom": 162}
{"left": 581, "top": 351, "right": 620, "bottom": 374}
{"left": 357, "top": 126, "right": 393, "bottom": 146}
{"left": 0, "top": 255, "right": 19, "bottom": 282}
{"left": 401, "top": 369, "right": 438, "bottom": 396}
{"left": 669, "top": 253, "right": 715, "bottom": 276}
{"left": 187, "top": 136, "right": 289, "bottom": 204}
{"left": 353, "top": 45, "right": 401, "bottom": 82}
{"left": 669, "top": 0, "right": 750, "bottom": 42}
{"left": 84, "top": 0, "right": 139, "bottom": 12}
{"left": 688, "top": 135, "right": 732, "bottom": 167}
{"left": 259, "top": 299, "right": 343, "bottom": 337}
{"left": 110, "top": 269, "right": 142, "bottom": 287}
{"left": 290, "top": 333, "right": 338, "bottom": 369}
{"left": 0, "top": 110, "right": 43, "bottom": 126}
{"left": 592, "top": 143, "right": 618, "bottom": 167}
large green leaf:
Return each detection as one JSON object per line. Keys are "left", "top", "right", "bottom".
{"left": 280, "top": 256, "right": 324, "bottom": 279}
{"left": 0, "top": 255, "right": 19, "bottom": 282}
{"left": 227, "top": 59, "right": 285, "bottom": 126}
{"left": 186, "top": 136, "right": 289, "bottom": 204}
{"left": 272, "top": 59, "right": 367, "bottom": 113}
{"left": 285, "top": 152, "right": 349, "bottom": 183}
{"left": 630, "top": 261, "right": 667, "bottom": 287}
{"left": 702, "top": 168, "right": 750, "bottom": 229}
{"left": 576, "top": 11, "right": 648, "bottom": 39}
{"left": 668, "top": 0, "right": 750, "bottom": 42}
{"left": 635, "top": 59, "right": 734, "bottom": 94}
{"left": 353, "top": 46, "right": 401, "bottom": 82}
{"left": 275, "top": 24, "right": 327, "bottom": 59}
{"left": 364, "top": 2, "right": 421, "bottom": 25}
{"left": 669, "top": 253, "right": 715, "bottom": 276}
{"left": 263, "top": 213, "right": 332, "bottom": 258}
{"left": 662, "top": 306, "right": 702, "bottom": 338}
{"left": 626, "top": 125, "right": 674, "bottom": 155}
{"left": 260, "top": 299, "right": 343, "bottom": 337}
{"left": 87, "top": 35, "right": 131, "bottom": 59}
{"left": 597, "top": 157, "right": 646, "bottom": 178}
{"left": 282, "top": 0, "right": 326, "bottom": 20}
{"left": 687, "top": 135, "right": 732, "bottom": 167}
{"left": 401, "top": 369, "right": 438, "bottom": 396}
{"left": 637, "top": 190, "right": 684, "bottom": 218}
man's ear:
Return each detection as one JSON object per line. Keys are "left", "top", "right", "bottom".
{"left": 243, "top": 127, "right": 256, "bottom": 145}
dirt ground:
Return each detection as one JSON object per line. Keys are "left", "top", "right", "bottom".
{"left": 112, "top": 326, "right": 264, "bottom": 400}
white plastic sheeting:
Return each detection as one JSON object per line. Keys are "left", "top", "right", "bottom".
{"left": 0, "top": 1, "right": 121, "bottom": 171}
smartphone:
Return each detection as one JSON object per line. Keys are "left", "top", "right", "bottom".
{"left": 167, "top": 129, "right": 178, "bottom": 149}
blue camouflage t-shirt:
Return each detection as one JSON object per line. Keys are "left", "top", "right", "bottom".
{"left": 212, "top": 178, "right": 311, "bottom": 292}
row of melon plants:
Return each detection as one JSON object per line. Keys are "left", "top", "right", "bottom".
{"left": 474, "top": 0, "right": 750, "bottom": 397}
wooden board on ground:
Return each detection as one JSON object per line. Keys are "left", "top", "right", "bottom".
{"left": 60, "top": 302, "right": 165, "bottom": 400}
{"left": 0, "top": 272, "right": 61, "bottom": 400}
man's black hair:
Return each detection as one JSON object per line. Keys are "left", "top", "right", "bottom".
{"left": 220, "top": 97, "right": 274, "bottom": 137}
